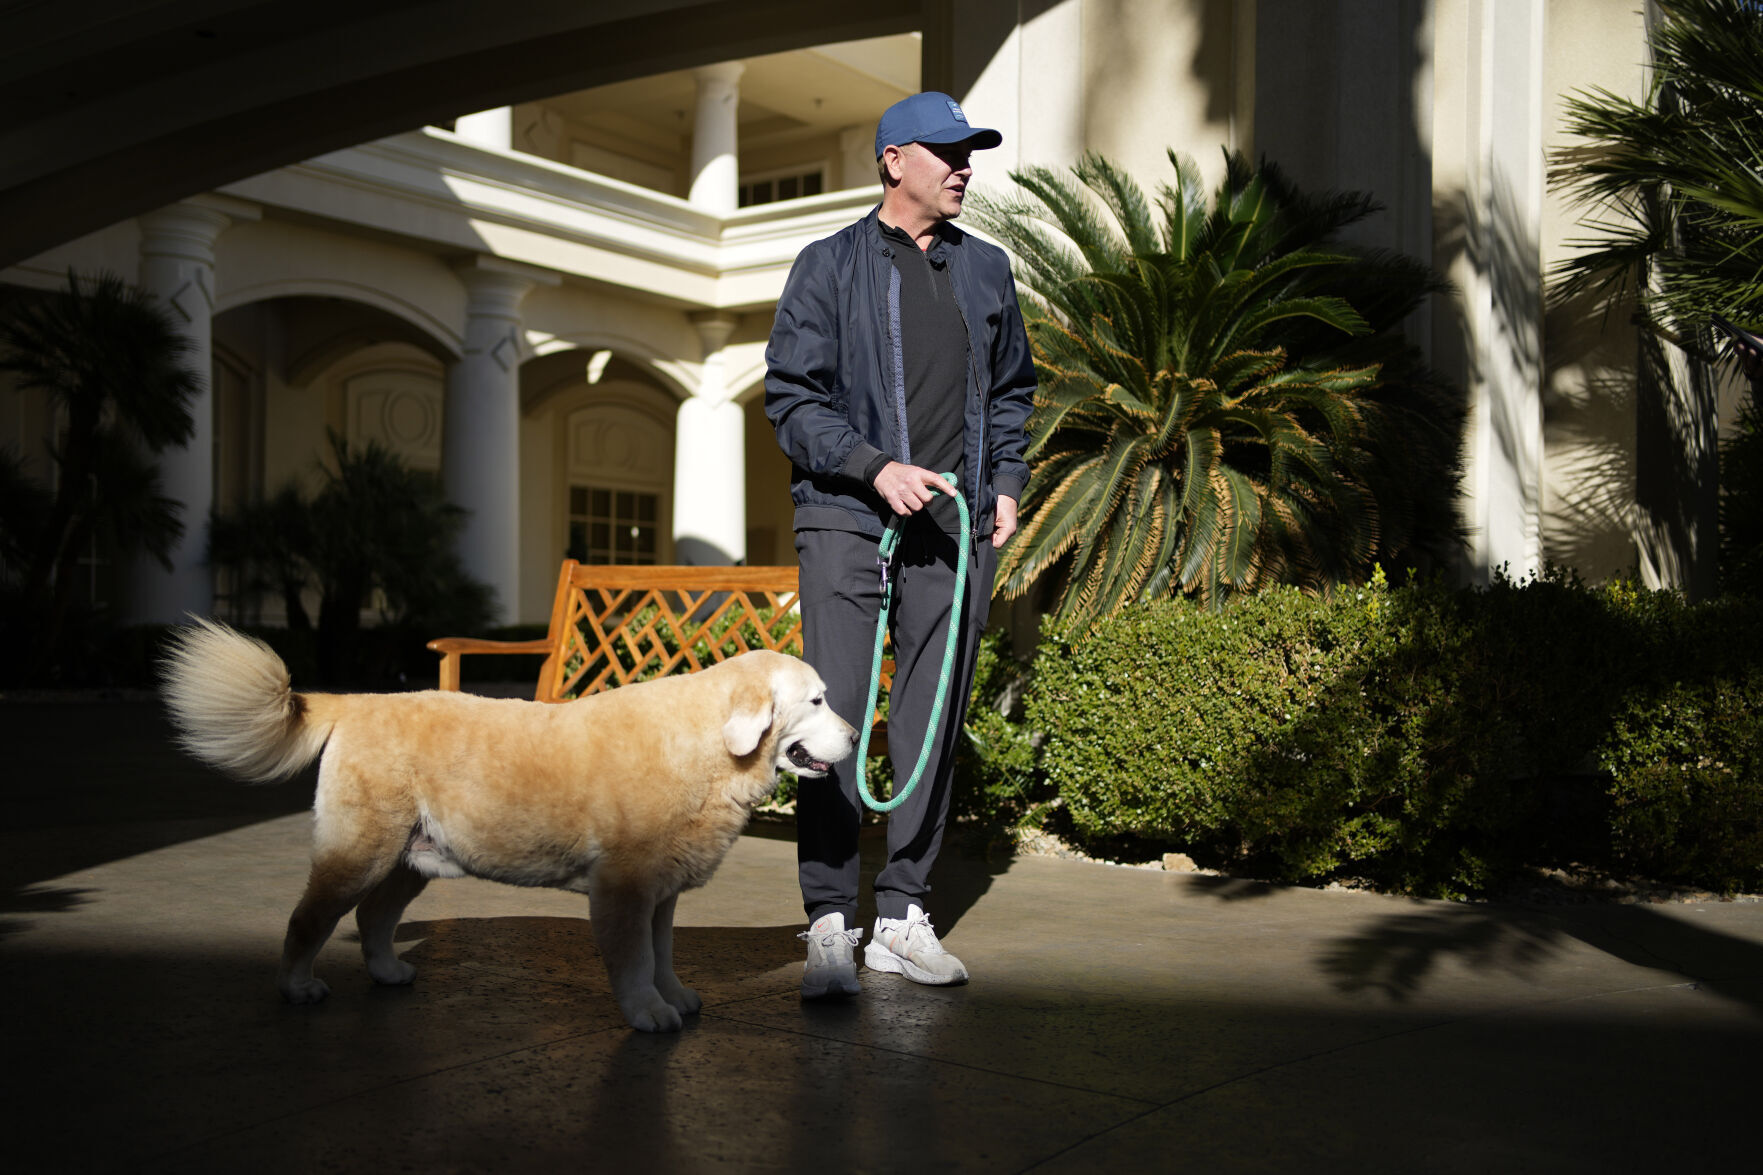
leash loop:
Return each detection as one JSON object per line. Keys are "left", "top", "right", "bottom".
{"left": 853, "top": 472, "right": 970, "bottom": 814}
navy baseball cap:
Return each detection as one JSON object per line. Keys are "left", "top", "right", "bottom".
{"left": 874, "top": 91, "right": 1002, "bottom": 157}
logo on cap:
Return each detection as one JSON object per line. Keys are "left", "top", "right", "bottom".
{"left": 947, "top": 100, "right": 968, "bottom": 124}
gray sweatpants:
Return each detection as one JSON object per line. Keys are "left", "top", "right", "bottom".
{"left": 794, "top": 522, "right": 997, "bottom": 925}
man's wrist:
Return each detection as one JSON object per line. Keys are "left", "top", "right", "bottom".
{"left": 862, "top": 451, "right": 894, "bottom": 485}
{"left": 840, "top": 442, "right": 891, "bottom": 484}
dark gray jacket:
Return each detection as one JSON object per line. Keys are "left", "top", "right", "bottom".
{"left": 764, "top": 207, "right": 1035, "bottom": 540}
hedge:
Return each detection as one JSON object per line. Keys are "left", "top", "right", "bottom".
{"left": 1017, "top": 571, "right": 1763, "bottom": 897}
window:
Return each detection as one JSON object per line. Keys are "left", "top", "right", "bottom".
{"left": 738, "top": 168, "right": 825, "bottom": 208}
{"left": 568, "top": 486, "right": 660, "bottom": 564}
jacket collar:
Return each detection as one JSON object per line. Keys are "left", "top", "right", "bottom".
{"left": 865, "top": 205, "right": 965, "bottom": 258}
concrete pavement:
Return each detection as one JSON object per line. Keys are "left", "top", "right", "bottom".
{"left": 2, "top": 697, "right": 1760, "bottom": 1172}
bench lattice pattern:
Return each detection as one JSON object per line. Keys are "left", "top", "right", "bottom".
{"left": 428, "top": 560, "right": 889, "bottom": 744}
{"left": 550, "top": 568, "right": 803, "bottom": 699}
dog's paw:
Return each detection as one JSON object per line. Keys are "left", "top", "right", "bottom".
{"left": 623, "top": 990, "right": 684, "bottom": 1033}
{"left": 279, "top": 976, "right": 331, "bottom": 1005}
{"left": 368, "top": 958, "right": 417, "bottom": 986}
{"left": 659, "top": 983, "right": 702, "bottom": 1016}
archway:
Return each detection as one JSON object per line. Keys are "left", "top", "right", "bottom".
{"left": 0, "top": 1, "right": 927, "bottom": 266}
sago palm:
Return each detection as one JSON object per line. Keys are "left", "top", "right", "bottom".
{"left": 968, "top": 150, "right": 1460, "bottom": 628}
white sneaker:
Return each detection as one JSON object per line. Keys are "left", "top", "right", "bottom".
{"left": 799, "top": 912, "right": 863, "bottom": 999}
{"left": 865, "top": 903, "right": 968, "bottom": 986}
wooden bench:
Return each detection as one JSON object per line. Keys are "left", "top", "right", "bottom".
{"left": 428, "top": 559, "right": 888, "bottom": 749}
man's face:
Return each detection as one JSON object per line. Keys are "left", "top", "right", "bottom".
{"left": 888, "top": 140, "right": 975, "bottom": 224}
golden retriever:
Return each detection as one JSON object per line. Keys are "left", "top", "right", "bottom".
{"left": 159, "top": 618, "right": 855, "bottom": 1032}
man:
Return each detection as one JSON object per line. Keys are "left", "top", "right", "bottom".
{"left": 764, "top": 91, "right": 1035, "bottom": 998}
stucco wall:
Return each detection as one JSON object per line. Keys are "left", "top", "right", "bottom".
{"left": 1538, "top": 0, "right": 1651, "bottom": 582}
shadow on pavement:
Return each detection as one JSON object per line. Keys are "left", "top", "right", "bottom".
{"left": 4, "top": 926, "right": 1758, "bottom": 1173}
{"left": 1316, "top": 898, "right": 1763, "bottom": 1017}
{"left": 0, "top": 700, "right": 316, "bottom": 892}
{"left": 389, "top": 915, "right": 810, "bottom": 991}
{"left": 746, "top": 814, "right": 1014, "bottom": 933}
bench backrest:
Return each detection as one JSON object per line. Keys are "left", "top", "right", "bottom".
{"left": 533, "top": 560, "right": 805, "bottom": 702}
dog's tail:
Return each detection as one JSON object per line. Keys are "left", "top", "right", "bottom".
{"left": 160, "top": 617, "right": 333, "bottom": 783}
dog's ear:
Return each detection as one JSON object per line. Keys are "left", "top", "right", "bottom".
{"left": 722, "top": 680, "right": 774, "bottom": 757}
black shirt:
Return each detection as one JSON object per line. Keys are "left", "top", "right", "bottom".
{"left": 877, "top": 219, "right": 970, "bottom": 533}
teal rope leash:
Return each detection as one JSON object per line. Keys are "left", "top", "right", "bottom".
{"left": 854, "top": 472, "right": 970, "bottom": 814}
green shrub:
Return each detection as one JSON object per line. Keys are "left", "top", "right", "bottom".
{"left": 1601, "top": 676, "right": 1763, "bottom": 893}
{"left": 952, "top": 630, "right": 1047, "bottom": 828}
{"left": 1596, "top": 593, "right": 1763, "bottom": 893}
{"left": 1027, "top": 569, "right": 1763, "bottom": 897}
{"left": 1029, "top": 582, "right": 1398, "bottom": 878}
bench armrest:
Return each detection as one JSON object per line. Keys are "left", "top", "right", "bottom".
{"left": 426, "top": 636, "right": 554, "bottom": 692}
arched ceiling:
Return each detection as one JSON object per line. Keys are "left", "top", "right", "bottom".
{"left": 0, "top": 0, "right": 925, "bottom": 267}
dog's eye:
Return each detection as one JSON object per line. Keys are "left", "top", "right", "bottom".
{"left": 812, "top": 696, "right": 824, "bottom": 706}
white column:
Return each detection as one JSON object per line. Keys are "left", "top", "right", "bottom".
{"left": 454, "top": 107, "right": 513, "bottom": 150}
{"left": 1466, "top": 0, "right": 1544, "bottom": 584}
{"left": 837, "top": 124, "right": 877, "bottom": 190}
{"left": 672, "top": 313, "right": 746, "bottom": 565}
{"left": 130, "top": 197, "right": 253, "bottom": 623}
{"left": 442, "top": 260, "right": 551, "bottom": 623}
{"left": 1435, "top": 0, "right": 1544, "bottom": 585}
{"left": 688, "top": 63, "right": 745, "bottom": 215}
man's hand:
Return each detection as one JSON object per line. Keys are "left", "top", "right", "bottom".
{"left": 873, "top": 461, "right": 950, "bottom": 516}
{"left": 992, "top": 495, "right": 1018, "bottom": 549}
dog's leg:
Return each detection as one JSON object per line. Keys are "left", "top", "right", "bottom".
{"left": 279, "top": 850, "right": 395, "bottom": 1004}
{"left": 356, "top": 863, "right": 429, "bottom": 986}
{"left": 650, "top": 893, "right": 701, "bottom": 1017}
{"left": 588, "top": 878, "right": 681, "bottom": 1032}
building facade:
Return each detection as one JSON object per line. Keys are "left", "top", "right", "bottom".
{"left": 0, "top": 1, "right": 1738, "bottom": 629}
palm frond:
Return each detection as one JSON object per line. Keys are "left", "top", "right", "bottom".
{"left": 1074, "top": 153, "right": 1160, "bottom": 256}
{"left": 1213, "top": 464, "right": 1264, "bottom": 590}
{"left": 1156, "top": 150, "right": 1208, "bottom": 260}
{"left": 1550, "top": 0, "right": 1763, "bottom": 337}
{"left": 985, "top": 147, "right": 1460, "bottom": 623}
{"left": 1007, "top": 165, "right": 1133, "bottom": 274}
{"left": 1231, "top": 294, "right": 1370, "bottom": 346}
{"left": 996, "top": 455, "right": 1097, "bottom": 593}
